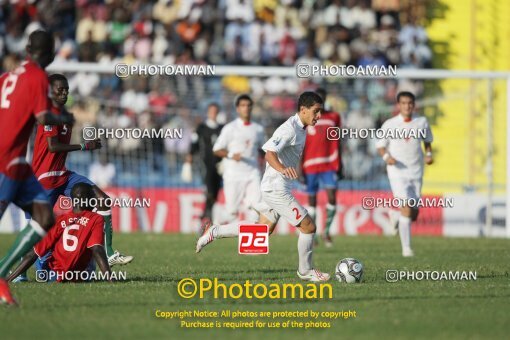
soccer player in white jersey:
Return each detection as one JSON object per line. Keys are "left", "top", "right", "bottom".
{"left": 212, "top": 94, "right": 265, "bottom": 222}
{"left": 196, "top": 92, "right": 330, "bottom": 282}
{"left": 376, "top": 91, "right": 434, "bottom": 257}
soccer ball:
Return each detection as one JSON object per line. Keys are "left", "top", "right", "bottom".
{"left": 335, "top": 258, "right": 364, "bottom": 283}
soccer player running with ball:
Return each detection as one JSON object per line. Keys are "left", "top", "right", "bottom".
{"left": 212, "top": 94, "right": 265, "bottom": 223}
{"left": 376, "top": 91, "right": 434, "bottom": 257}
{"left": 301, "top": 88, "right": 342, "bottom": 248}
{"left": 196, "top": 92, "right": 330, "bottom": 282}
{"left": 0, "top": 30, "right": 75, "bottom": 305}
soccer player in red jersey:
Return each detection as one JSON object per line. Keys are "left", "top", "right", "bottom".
{"left": 301, "top": 88, "right": 342, "bottom": 247}
{"left": 0, "top": 30, "right": 75, "bottom": 305}
{"left": 24, "top": 74, "right": 132, "bottom": 273}
{"left": 7, "top": 183, "right": 112, "bottom": 283}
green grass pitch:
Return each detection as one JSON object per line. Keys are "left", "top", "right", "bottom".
{"left": 1, "top": 233, "right": 509, "bottom": 339}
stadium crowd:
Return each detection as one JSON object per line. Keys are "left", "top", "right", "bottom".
{"left": 0, "top": 0, "right": 432, "bottom": 187}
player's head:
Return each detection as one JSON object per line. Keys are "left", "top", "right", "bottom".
{"left": 207, "top": 103, "right": 220, "bottom": 121}
{"left": 297, "top": 91, "right": 323, "bottom": 126}
{"left": 70, "top": 183, "right": 96, "bottom": 212}
{"left": 235, "top": 94, "right": 253, "bottom": 121}
{"left": 396, "top": 91, "right": 415, "bottom": 119}
{"left": 26, "top": 30, "right": 55, "bottom": 69}
{"left": 49, "top": 74, "right": 69, "bottom": 107}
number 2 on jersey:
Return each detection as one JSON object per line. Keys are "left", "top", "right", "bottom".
{"left": 292, "top": 207, "right": 302, "bottom": 220}
{"left": 1, "top": 74, "right": 18, "bottom": 109}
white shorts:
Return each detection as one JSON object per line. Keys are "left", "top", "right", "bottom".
{"left": 389, "top": 177, "right": 422, "bottom": 201}
{"left": 257, "top": 190, "right": 308, "bottom": 226}
{"left": 223, "top": 177, "right": 261, "bottom": 221}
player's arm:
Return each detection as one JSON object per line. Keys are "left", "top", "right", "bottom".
{"left": 298, "top": 146, "right": 307, "bottom": 184}
{"left": 262, "top": 128, "right": 297, "bottom": 178}
{"left": 186, "top": 125, "right": 201, "bottom": 163}
{"left": 6, "top": 250, "right": 38, "bottom": 282}
{"left": 213, "top": 126, "right": 242, "bottom": 161}
{"left": 46, "top": 136, "right": 102, "bottom": 153}
{"left": 91, "top": 245, "right": 112, "bottom": 278}
{"left": 423, "top": 119, "right": 434, "bottom": 165}
{"left": 424, "top": 142, "right": 433, "bottom": 165}
{"left": 377, "top": 146, "right": 396, "bottom": 165}
{"left": 213, "top": 149, "right": 241, "bottom": 161}
{"left": 265, "top": 151, "right": 298, "bottom": 179}
{"left": 376, "top": 122, "right": 396, "bottom": 165}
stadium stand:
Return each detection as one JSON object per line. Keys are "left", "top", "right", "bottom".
{"left": 0, "top": 0, "right": 431, "bottom": 189}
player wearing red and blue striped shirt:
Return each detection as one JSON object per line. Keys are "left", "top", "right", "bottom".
{"left": 301, "top": 88, "right": 342, "bottom": 247}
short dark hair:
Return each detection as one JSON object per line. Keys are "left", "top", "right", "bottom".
{"left": 397, "top": 91, "right": 415, "bottom": 102}
{"left": 208, "top": 102, "right": 220, "bottom": 110}
{"left": 235, "top": 94, "right": 253, "bottom": 107}
{"left": 316, "top": 88, "right": 327, "bottom": 101}
{"left": 70, "top": 183, "right": 96, "bottom": 211}
{"left": 297, "top": 91, "right": 323, "bottom": 110}
{"left": 48, "top": 73, "right": 68, "bottom": 86}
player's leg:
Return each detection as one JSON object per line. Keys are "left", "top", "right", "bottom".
{"left": 263, "top": 190, "right": 330, "bottom": 282}
{"left": 399, "top": 179, "right": 422, "bottom": 257}
{"left": 11, "top": 214, "right": 32, "bottom": 283}
{"left": 63, "top": 171, "right": 133, "bottom": 265}
{"left": 243, "top": 176, "right": 262, "bottom": 222}
{"left": 410, "top": 178, "right": 422, "bottom": 222}
{"left": 305, "top": 172, "right": 319, "bottom": 244}
{"left": 390, "top": 177, "right": 415, "bottom": 257}
{"left": 34, "top": 185, "right": 66, "bottom": 271}
{"left": 321, "top": 171, "right": 338, "bottom": 247}
{"left": 210, "top": 170, "right": 222, "bottom": 222}
{"left": 307, "top": 194, "right": 318, "bottom": 224}
{"left": 305, "top": 172, "right": 318, "bottom": 221}
{"left": 323, "top": 188, "right": 336, "bottom": 246}
{"left": 388, "top": 176, "right": 404, "bottom": 232}
{"left": 12, "top": 186, "right": 62, "bottom": 283}
{"left": 0, "top": 177, "right": 53, "bottom": 278}
{"left": 202, "top": 167, "right": 220, "bottom": 222}
{"left": 411, "top": 207, "right": 419, "bottom": 221}
{"left": 0, "top": 174, "right": 53, "bottom": 305}
{"left": 220, "top": 179, "right": 244, "bottom": 224}
{"left": 195, "top": 199, "right": 279, "bottom": 253}
{"left": 92, "top": 185, "right": 133, "bottom": 265}
{"left": 399, "top": 204, "right": 413, "bottom": 256}
{"left": 388, "top": 208, "right": 401, "bottom": 236}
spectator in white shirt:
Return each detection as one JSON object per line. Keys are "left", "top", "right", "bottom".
{"left": 89, "top": 153, "right": 116, "bottom": 189}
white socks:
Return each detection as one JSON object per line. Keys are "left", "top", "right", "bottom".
{"left": 389, "top": 209, "right": 401, "bottom": 223}
{"left": 398, "top": 215, "right": 412, "bottom": 251}
{"left": 298, "top": 232, "right": 314, "bottom": 274}
{"left": 215, "top": 220, "right": 250, "bottom": 239}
